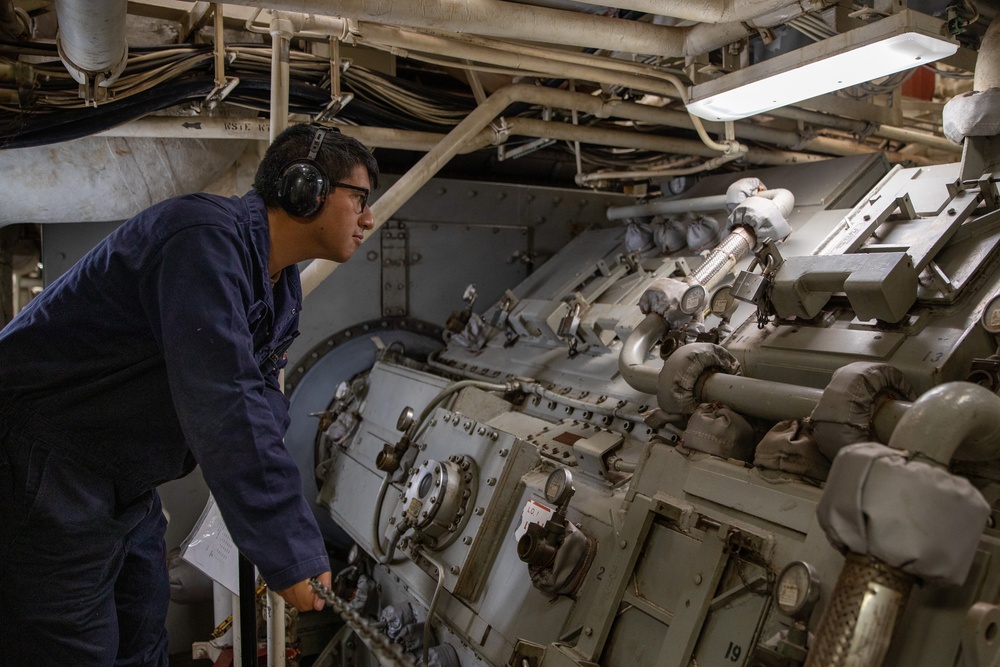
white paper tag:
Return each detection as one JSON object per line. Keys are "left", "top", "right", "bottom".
{"left": 180, "top": 496, "right": 242, "bottom": 594}
{"left": 515, "top": 499, "right": 554, "bottom": 541}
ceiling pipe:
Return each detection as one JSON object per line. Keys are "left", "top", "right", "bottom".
{"left": 269, "top": 12, "right": 293, "bottom": 140}
{"left": 53, "top": 0, "right": 128, "bottom": 102}
{"left": 560, "top": 0, "right": 805, "bottom": 24}
{"left": 226, "top": 0, "right": 749, "bottom": 58}
{"left": 274, "top": 11, "right": 957, "bottom": 157}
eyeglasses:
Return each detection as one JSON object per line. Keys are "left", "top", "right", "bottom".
{"left": 332, "top": 181, "right": 370, "bottom": 213}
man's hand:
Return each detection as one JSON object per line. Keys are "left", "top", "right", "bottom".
{"left": 276, "top": 571, "right": 331, "bottom": 612}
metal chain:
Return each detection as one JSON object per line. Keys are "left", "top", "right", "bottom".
{"left": 210, "top": 583, "right": 267, "bottom": 639}
{"left": 309, "top": 577, "right": 420, "bottom": 667}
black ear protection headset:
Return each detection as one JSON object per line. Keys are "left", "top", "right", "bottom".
{"left": 276, "top": 125, "right": 333, "bottom": 218}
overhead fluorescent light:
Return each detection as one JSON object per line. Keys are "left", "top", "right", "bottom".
{"left": 686, "top": 9, "right": 958, "bottom": 122}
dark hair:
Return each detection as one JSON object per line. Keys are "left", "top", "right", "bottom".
{"left": 254, "top": 124, "right": 379, "bottom": 208}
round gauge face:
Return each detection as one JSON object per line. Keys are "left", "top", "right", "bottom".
{"left": 710, "top": 286, "right": 739, "bottom": 319}
{"left": 982, "top": 295, "right": 1000, "bottom": 334}
{"left": 544, "top": 468, "right": 573, "bottom": 505}
{"left": 775, "top": 561, "right": 820, "bottom": 618}
{"left": 396, "top": 406, "right": 414, "bottom": 432}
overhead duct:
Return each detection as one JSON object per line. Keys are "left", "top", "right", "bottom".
{"left": 228, "top": 0, "right": 750, "bottom": 57}
{"left": 557, "top": 0, "right": 801, "bottom": 23}
{"left": 53, "top": 0, "right": 128, "bottom": 102}
{"left": 0, "top": 137, "right": 249, "bottom": 225}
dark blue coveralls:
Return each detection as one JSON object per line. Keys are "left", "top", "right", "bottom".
{"left": 0, "top": 190, "right": 329, "bottom": 666}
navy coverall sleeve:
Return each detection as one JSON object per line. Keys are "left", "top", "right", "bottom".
{"left": 139, "top": 224, "right": 328, "bottom": 591}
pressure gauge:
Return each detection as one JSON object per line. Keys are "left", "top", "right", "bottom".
{"left": 710, "top": 285, "right": 740, "bottom": 320}
{"left": 397, "top": 406, "right": 415, "bottom": 433}
{"left": 982, "top": 295, "right": 1000, "bottom": 334}
{"left": 774, "top": 561, "right": 821, "bottom": 620}
{"left": 544, "top": 468, "right": 574, "bottom": 506}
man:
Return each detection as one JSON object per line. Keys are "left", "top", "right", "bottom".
{"left": 0, "top": 123, "right": 377, "bottom": 666}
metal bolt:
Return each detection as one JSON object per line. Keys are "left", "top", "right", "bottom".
{"left": 619, "top": 540, "right": 627, "bottom": 549}
{"left": 450, "top": 566, "right": 460, "bottom": 575}
{"left": 499, "top": 448, "right": 509, "bottom": 457}
{"left": 478, "top": 426, "right": 486, "bottom": 435}
{"left": 464, "top": 420, "right": 472, "bottom": 430}
{"left": 487, "top": 477, "right": 496, "bottom": 486}
{"left": 694, "top": 573, "right": 703, "bottom": 585}
{"left": 583, "top": 627, "right": 593, "bottom": 637}
{"left": 475, "top": 507, "right": 485, "bottom": 516}
{"left": 948, "top": 207, "right": 957, "bottom": 215}
{"left": 863, "top": 214, "right": 871, "bottom": 221}
{"left": 430, "top": 419, "right": 437, "bottom": 426}
{"left": 463, "top": 537, "right": 472, "bottom": 545}
{"left": 490, "top": 432, "right": 499, "bottom": 441}
{"left": 388, "top": 516, "right": 396, "bottom": 524}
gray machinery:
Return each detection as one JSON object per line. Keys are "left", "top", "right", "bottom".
{"left": 286, "top": 92, "right": 1000, "bottom": 667}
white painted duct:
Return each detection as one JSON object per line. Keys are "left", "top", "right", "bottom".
{"left": 53, "top": 0, "right": 128, "bottom": 89}
{"left": 0, "top": 137, "right": 248, "bottom": 225}
{"left": 564, "top": 0, "right": 800, "bottom": 23}
{"left": 229, "top": 0, "right": 740, "bottom": 57}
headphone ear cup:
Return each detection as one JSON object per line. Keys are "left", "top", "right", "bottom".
{"left": 277, "top": 161, "right": 329, "bottom": 217}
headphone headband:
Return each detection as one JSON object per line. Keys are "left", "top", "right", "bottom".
{"left": 307, "top": 127, "right": 326, "bottom": 161}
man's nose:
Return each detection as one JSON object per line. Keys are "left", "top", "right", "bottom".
{"left": 359, "top": 206, "right": 375, "bottom": 229}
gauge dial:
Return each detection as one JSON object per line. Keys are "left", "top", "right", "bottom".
{"left": 982, "top": 295, "right": 1000, "bottom": 334}
{"left": 544, "top": 468, "right": 574, "bottom": 505}
{"left": 774, "top": 561, "right": 820, "bottom": 619}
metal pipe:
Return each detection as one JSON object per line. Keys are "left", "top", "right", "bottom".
{"left": 269, "top": 13, "right": 293, "bottom": 141}
{"left": 265, "top": 590, "right": 286, "bottom": 667}
{"left": 769, "top": 106, "right": 961, "bottom": 155}
{"left": 231, "top": 0, "right": 690, "bottom": 57}
{"left": 94, "top": 116, "right": 495, "bottom": 153}
{"left": 691, "top": 226, "right": 756, "bottom": 290}
{"left": 701, "top": 374, "right": 824, "bottom": 421}
{"left": 415, "top": 548, "right": 448, "bottom": 667}
{"left": 213, "top": 3, "right": 226, "bottom": 89}
{"left": 238, "top": 554, "right": 257, "bottom": 667}
{"left": 607, "top": 194, "right": 730, "bottom": 221}
{"left": 564, "top": 0, "right": 802, "bottom": 25}
{"left": 53, "top": 0, "right": 128, "bottom": 88}
{"left": 506, "top": 117, "right": 819, "bottom": 166}
{"left": 889, "top": 382, "right": 1000, "bottom": 465}
{"left": 617, "top": 313, "right": 666, "bottom": 395}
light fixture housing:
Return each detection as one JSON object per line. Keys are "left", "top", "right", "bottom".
{"left": 686, "top": 9, "right": 959, "bottom": 122}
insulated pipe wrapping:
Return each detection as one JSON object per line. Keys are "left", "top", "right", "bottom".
{"left": 889, "top": 381, "right": 1000, "bottom": 464}
{"left": 53, "top": 0, "right": 128, "bottom": 87}
{"left": 975, "top": 12, "right": 1000, "bottom": 91}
